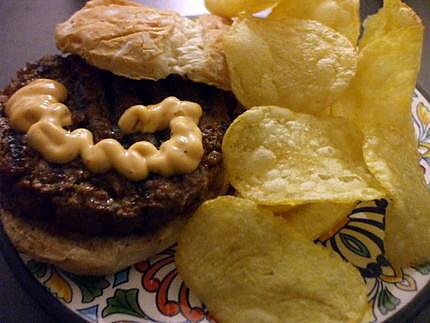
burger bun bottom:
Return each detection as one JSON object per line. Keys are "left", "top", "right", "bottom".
{"left": 1, "top": 208, "right": 185, "bottom": 276}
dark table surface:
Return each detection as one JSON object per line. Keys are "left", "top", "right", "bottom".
{"left": 0, "top": 1, "right": 429, "bottom": 322}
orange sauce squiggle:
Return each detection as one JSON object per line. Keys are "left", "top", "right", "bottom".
{"left": 5, "top": 79, "right": 204, "bottom": 181}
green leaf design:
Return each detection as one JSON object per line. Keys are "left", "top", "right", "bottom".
{"left": 65, "top": 273, "right": 110, "bottom": 303}
{"left": 413, "top": 261, "right": 430, "bottom": 275}
{"left": 377, "top": 286, "right": 400, "bottom": 315}
{"left": 27, "top": 260, "right": 48, "bottom": 279}
{"left": 102, "top": 288, "right": 149, "bottom": 319}
{"left": 339, "top": 233, "right": 371, "bottom": 258}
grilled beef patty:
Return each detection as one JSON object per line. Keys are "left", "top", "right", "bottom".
{"left": 0, "top": 55, "right": 235, "bottom": 235}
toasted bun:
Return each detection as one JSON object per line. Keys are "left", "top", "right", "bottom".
{"left": 1, "top": 170, "right": 229, "bottom": 276}
{"left": 56, "top": 0, "right": 231, "bottom": 90}
{"left": 1, "top": 209, "right": 185, "bottom": 276}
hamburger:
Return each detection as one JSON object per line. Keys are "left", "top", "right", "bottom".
{"left": 0, "top": 0, "right": 237, "bottom": 275}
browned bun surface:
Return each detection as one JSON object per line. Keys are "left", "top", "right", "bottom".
{"left": 0, "top": 207, "right": 185, "bottom": 275}
{"left": 0, "top": 55, "right": 236, "bottom": 236}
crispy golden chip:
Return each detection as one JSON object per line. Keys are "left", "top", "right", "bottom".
{"left": 365, "top": 129, "right": 430, "bottom": 267}
{"left": 235, "top": 190, "right": 295, "bottom": 213}
{"left": 360, "top": 310, "right": 373, "bottom": 323}
{"left": 205, "top": 0, "right": 277, "bottom": 18}
{"left": 270, "top": 0, "right": 360, "bottom": 44}
{"left": 359, "top": 0, "right": 422, "bottom": 49}
{"left": 264, "top": 204, "right": 296, "bottom": 213}
{"left": 176, "top": 196, "right": 369, "bottom": 323}
{"left": 332, "top": 0, "right": 426, "bottom": 266}
{"left": 223, "top": 17, "right": 357, "bottom": 114}
{"left": 236, "top": 191, "right": 295, "bottom": 213}
{"left": 282, "top": 203, "right": 355, "bottom": 240}
{"left": 222, "top": 106, "right": 384, "bottom": 206}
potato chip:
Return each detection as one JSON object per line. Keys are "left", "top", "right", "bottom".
{"left": 282, "top": 202, "right": 355, "bottom": 240}
{"left": 330, "top": 29, "right": 421, "bottom": 128}
{"left": 331, "top": 0, "right": 426, "bottom": 266}
{"left": 205, "top": 0, "right": 277, "bottom": 18}
{"left": 176, "top": 196, "right": 369, "bottom": 323}
{"left": 222, "top": 106, "right": 384, "bottom": 206}
{"left": 365, "top": 129, "right": 430, "bottom": 267}
{"left": 264, "top": 204, "right": 296, "bottom": 214}
{"left": 360, "top": 310, "right": 373, "bottom": 323}
{"left": 235, "top": 190, "right": 295, "bottom": 213}
{"left": 223, "top": 17, "right": 357, "bottom": 114}
{"left": 358, "top": 0, "right": 422, "bottom": 49}
{"left": 270, "top": 0, "right": 360, "bottom": 44}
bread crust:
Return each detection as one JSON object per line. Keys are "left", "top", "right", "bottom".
{"left": 1, "top": 209, "right": 185, "bottom": 276}
{"left": 56, "top": 0, "right": 231, "bottom": 90}
{"left": 0, "top": 167, "right": 229, "bottom": 276}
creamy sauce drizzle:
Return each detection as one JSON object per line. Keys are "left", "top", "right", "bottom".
{"left": 5, "top": 79, "right": 204, "bottom": 181}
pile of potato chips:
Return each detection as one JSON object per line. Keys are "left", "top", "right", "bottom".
{"left": 176, "top": 0, "right": 426, "bottom": 322}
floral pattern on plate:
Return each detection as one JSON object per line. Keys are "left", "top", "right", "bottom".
{"left": 19, "top": 89, "right": 430, "bottom": 322}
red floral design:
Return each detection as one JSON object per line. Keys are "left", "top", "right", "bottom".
{"left": 135, "top": 246, "right": 210, "bottom": 322}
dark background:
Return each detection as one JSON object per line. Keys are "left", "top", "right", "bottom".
{"left": 0, "top": 1, "right": 429, "bottom": 322}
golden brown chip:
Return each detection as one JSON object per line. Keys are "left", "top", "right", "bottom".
{"left": 222, "top": 106, "right": 384, "bottom": 206}
{"left": 358, "top": 0, "right": 422, "bottom": 49}
{"left": 205, "top": 0, "right": 277, "bottom": 18}
{"left": 270, "top": 0, "right": 360, "bottom": 44}
{"left": 264, "top": 204, "right": 296, "bottom": 214}
{"left": 282, "top": 202, "right": 355, "bottom": 240}
{"left": 223, "top": 17, "right": 357, "bottom": 114}
{"left": 236, "top": 192, "right": 295, "bottom": 213}
{"left": 176, "top": 196, "right": 368, "bottom": 323}
{"left": 331, "top": 0, "right": 426, "bottom": 266}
